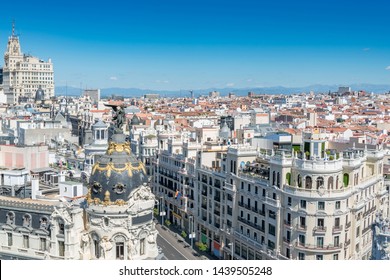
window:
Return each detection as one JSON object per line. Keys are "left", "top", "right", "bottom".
{"left": 7, "top": 233, "right": 13, "bottom": 246}
{"left": 268, "top": 224, "right": 276, "bottom": 236}
{"left": 316, "top": 255, "right": 323, "bottom": 260}
{"left": 335, "top": 217, "right": 340, "bottom": 228}
{"left": 298, "top": 234, "right": 305, "bottom": 246}
{"left": 300, "top": 200, "right": 306, "bottom": 209}
{"left": 300, "top": 216, "right": 306, "bottom": 228}
{"left": 317, "top": 237, "right": 324, "bottom": 248}
{"left": 140, "top": 238, "right": 145, "bottom": 255}
{"left": 58, "top": 241, "right": 65, "bottom": 257}
{"left": 287, "top": 197, "right": 292, "bottom": 206}
{"left": 356, "top": 226, "right": 360, "bottom": 237}
{"left": 318, "top": 201, "right": 325, "bottom": 210}
{"left": 317, "top": 218, "right": 324, "bottom": 228}
{"left": 298, "top": 252, "right": 305, "bottom": 260}
{"left": 286, "top": 248, "right": 290, "bottom": 259}
{"left": 333, "top": 254, "right": 339, "bottom": 260}
{"left": 23, "top": 235, "right": 29, "bottom": 248}
{"left": 93, "top": 237, "right": 100, "bottom": 259}
{"left": 59, "top": 220, "right": 65, "bottom": 235}
{"left": 268, "top": 240, "right": 275, "bottom": 250}
{"left": 334, "top": 236, "right": 340, "bottom": 247}
{"left": 335, "top": 201, "right": 341, "bottom": 210}
{"left": 116, "top": 242, "right": 124, "bottom": 260}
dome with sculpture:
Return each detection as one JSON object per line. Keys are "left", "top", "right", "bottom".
{"left": 87, "top": 133, "right": 148, "bottom": 206}
{"left": 35, "top": 85, "right": 45, "bottom": 102}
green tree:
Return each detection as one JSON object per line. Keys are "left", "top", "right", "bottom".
{"left": 196, "top": 242, "right": 208, "bottom": 251}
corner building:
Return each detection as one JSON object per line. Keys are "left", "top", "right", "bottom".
{"left": 153, "top": 129, "right": 389, "bottom": 260}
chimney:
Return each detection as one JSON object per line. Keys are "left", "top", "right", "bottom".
{"left": 31, "top": 174, "right": 40, "bottom": 199}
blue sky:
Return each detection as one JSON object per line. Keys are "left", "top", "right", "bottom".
{"left": 1, "top": 0, "right": 390, "bottom": 90}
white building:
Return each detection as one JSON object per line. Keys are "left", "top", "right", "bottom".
{"left": 153, "top": 129, "right": 389, "bottom": 260}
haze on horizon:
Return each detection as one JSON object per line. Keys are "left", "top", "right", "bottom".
{"left": 0, "top": 0, "right": 389, "bottom": 91}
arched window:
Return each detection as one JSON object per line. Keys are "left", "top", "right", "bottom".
{"left": 40, "top": 216, "right": 49, "bottom": 229}
{"left": 92, "top": 234, "right": 100, "bottom": 259}
{"left": 343, "top": 174, "right": 349, "bottom": 187}
{"left": 58, "top": 219, "right": 65, "bottom": 235}
{"left": 114, "top": 235, "right": 126, "bottom": 260}
{"left": 277, "top": 172, "right": 280, "bottom": 188}
{"left": 305, "top": 176, "right": 312, "bottom": 189}
{"left": 286, "top": 172, "right": 291, "bottom": 185}
{"left": 328, "top": 177, "right": 334, "bottom": 189}
{"left": 297, "top": 174, "right": 302, "bottom": 188}
{"left": 316, "top": 177, "right": 324, "bottom": 189}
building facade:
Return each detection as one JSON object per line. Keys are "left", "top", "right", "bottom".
{"left": 152, "top": 129, "right": 389, "bottom": 260}
{"left": 2, "top": 26, "right": 54, "bottom": 104}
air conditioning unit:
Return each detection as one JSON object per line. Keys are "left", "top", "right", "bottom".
{"left": 50, "top": 174, "right": 59, "bottom": 187}
{"left": 44, "top": 172, "right": 55, "bottom": 184}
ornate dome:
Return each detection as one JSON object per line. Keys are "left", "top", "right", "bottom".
{"left": 87, "top": 133, "right": 147, "bottom": 206}
{"left": 35, "top": 86, "right": 45, "bottom": 102}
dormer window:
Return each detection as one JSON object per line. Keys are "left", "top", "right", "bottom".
{"left": 6, "top": 212, "right": 15, "bottom": 225}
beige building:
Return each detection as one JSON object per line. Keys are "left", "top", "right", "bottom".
{"left": 2, "top": 25, "right": 54, "bottom": 104}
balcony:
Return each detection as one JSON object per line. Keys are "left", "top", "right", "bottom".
{"left": 295, "top": 242, "right": 342, "bottom": 252}
{"left": 283, "top": 237, "right": 292, "bottom": 245}
{"left": 284, "top": 220, "right": 292, "bottom": 228}
{"left": 294, "top": 157, "right": 342, "bottom": 172}
{"left": 345, "top": 221, "right": 351, "bottom": 229}
{"left": 332, "top": 225, "right": 343, "bottom": 234}
{"left": 344, "top": 239, "right": 351, "bottom": 247}
{"left": 313, "top": 226, "right": 327, "bottom": 234}
{"left": 296, "top": 224, "right": 307, "bottom": 231}
{"left": 258, "top": 210, "right": 265, "bottom": 216}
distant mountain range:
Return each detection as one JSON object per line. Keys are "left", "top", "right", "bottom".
{"left": 55, "top": 84, "right": 390, "bottom": 98}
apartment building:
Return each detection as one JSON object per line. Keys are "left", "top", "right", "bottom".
{"left": 153, "top": 129, "right": 389, "bottom": 260}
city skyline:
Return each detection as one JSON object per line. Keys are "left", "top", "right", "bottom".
{"left": 1, "top": 0, "right": 390, "bottom": 90}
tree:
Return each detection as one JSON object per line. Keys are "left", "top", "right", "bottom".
{"left": 196, "top": 242, "right": 207, "bottom": 251}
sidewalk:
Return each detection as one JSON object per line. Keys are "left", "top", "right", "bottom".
{"left": 155, "top": 217, "right": 219, "bottom": 260}
{"left": 155, "top": 222, "right": 201, "bottom": 260}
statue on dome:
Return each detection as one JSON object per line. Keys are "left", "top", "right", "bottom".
{"left": 105, "top": 103, "right": 125, "bottom": 133}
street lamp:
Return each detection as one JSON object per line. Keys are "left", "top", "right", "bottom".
{"left": 229, "top": 242, "right": 234, "bottom": 260}
{"left": 189, "top": 215, "right": 195, "bottom": 249}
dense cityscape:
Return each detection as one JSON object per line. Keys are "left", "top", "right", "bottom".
{"left": 0, "top": 24, "right": 389, "bottom": 261}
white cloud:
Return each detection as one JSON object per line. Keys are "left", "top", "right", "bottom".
{"left": 109, "top": 76, "right": 118, "bottom": 80}
{"left": 386, "top": 66, "right": 390, "bottom": 70}
{"left": 226, "top": 83, "right": 235, "bottom": 87}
